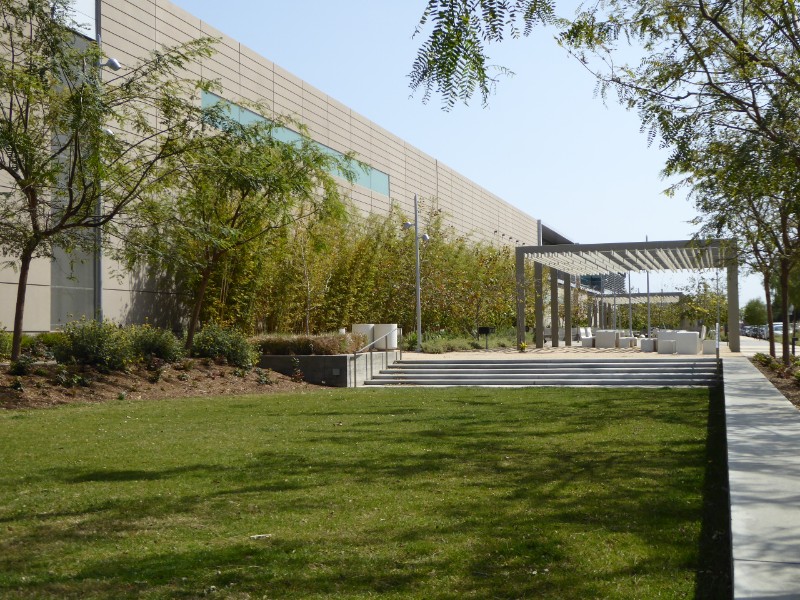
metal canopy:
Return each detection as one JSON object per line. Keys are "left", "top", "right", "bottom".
{"left": 520, "top": 240, "right": 726, "bottom": 276}
{"left": 581, "top": 289, "right": 686, "bottom": 304}
{"left": 602, "top": 292, "right": 685, "bottom": 305}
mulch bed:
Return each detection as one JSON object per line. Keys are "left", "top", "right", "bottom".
{"left": 749, "top": 357, "right": 800, "bottom": 410}
{"left": 0, "top": 359, "right": 312, "bottom": 410}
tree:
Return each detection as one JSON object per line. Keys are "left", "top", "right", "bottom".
{"left": 677, "top": 276, "right": 728, "bottom": 330}
{"left": 410, "top": 0, "right": 800, "bottom": 363}
{"left": 127, "top": 116, "right": 356, "bottom": 349}
{"left": 677, "top": 130, "right": 797, "bottom": 358}
{"left": 0, "top": 0, "right": 213, "bottom": 360}
{"left": 743, "top": 298, "right": 768, "bottom": 326}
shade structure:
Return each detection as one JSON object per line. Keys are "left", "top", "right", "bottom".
{"left": 591, "top": 292, "right": 685, "bottom": 305}
{"left": 515, "top": 239, "right": 740, "bottom": 352}
{"left": 521, "top": 239, "right": 726, "bottom": 275}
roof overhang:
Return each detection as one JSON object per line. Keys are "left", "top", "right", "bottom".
{"left": 520, "top": 239, "right": 730, "bottom": 275}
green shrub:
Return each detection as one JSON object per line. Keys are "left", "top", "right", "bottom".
{"left": 192, "top": 325, "right": 256, "bottom": 369}
{"left": 36, "top": 331, "right": 67, "bottom": 349}
{"left": 129, "top": 325, "right": 183, "bottom": 363}
{"left": 8, "top": 355, "right": 34, "bottom": 376}
{"left": 53, "top": 320, "right": 132, "bottom": 372}
{"left": 753, "top": 353, "right": 773, "bottom": 367}
{"left": 18, "top": 334, "right": 36, "bottom": 353}
{"left": 403, "top": 332, "right": 418, "bottom": 351}
{"left": 0, "top": 329, "right": 11, "bottom": 359}
{"left": 52, "top": 364, "right": 91, "bottom": 388}
{"left": 420, "top": 337, "right": 474, "bottom": 354}
{"left": 174, "top": 358, "right": 194, "bottom": 371}
{"left": 22, "top": 331, "right": 66, "bottom": 359}
{"left": 255, "top": 368, "right": 275, "bottom": 385}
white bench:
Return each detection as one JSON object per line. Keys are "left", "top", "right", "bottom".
{"left": 595, "top": 330, "right": 619, "bottom": 348}
{"left": 658, "top": 339, "right": 677, "bottom": 354}
{"left": 675, "top": 331, "right": 702, "bottom": 355}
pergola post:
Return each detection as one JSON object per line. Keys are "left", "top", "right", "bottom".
{"left": 600, "top": 277, "right": 605, "bottom": 327}
{"left": 564, "top": 273, "right": 572, "bottom": 346}
{"left": 535, "top": 262, "right": 544, "bottom": 348}
{"left": 515, "top": 247, "right": 526, "bottom": 348}
{"left": 727, "top": 260, "right": 741, "bottom": 352}
{"left": 551, "top": 269, "right": 560, "bottom": 347}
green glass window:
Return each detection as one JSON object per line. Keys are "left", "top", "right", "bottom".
{"left": 202, "top": 91, "right": 390, "bottom": 196}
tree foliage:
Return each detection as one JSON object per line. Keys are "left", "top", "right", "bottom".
{"left": 410, "top": 0, "right": 800, "bottom": 362}
{"left": 743, "top": 298, "right": 767, "bottom": 326}
{"left": 410, "top": 0, "right": 556, "bottom": 108}
{"left": 0, "top": 0, "right": 213, "bottom": 359}
{"left": 173, "top": 202, "right": 521, "bottom": 340}
{"left": 125, "top": 114, "right": 356, "bottom": 349}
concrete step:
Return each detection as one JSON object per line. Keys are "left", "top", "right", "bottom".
{"left": 381, "top": 364, "right": 716, "bottom": 373}
{"left": 391, "top": 359, "right": 717, "bottom": 368}
{"left": 371, "top": 372, "right": 718, "bottom": 381}
{"left": 363, "top": 378, "right": 718, "bottom": 387}
{"left": 364, "top": 358, "right": 721, "bottom": 387}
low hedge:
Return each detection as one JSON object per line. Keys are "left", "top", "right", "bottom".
{"left": 253, "top": 333, "right": 367, "bottom": 356}
{"left": 192, "top": 325, "right": 257, "bottom": 369}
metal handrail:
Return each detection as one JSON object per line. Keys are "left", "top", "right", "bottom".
{"left": 354, "top": 327, "right": 400, "bottom": 355}
{"left": 351, "top": 327, "right": 402, "bottom": 388}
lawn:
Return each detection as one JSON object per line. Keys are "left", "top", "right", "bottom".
{"left": 0, "top": 386, "right": 729, "bottom": 599}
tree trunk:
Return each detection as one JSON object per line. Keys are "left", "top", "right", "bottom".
{"left": 780, "top": 256, "right": 791, "bottom": 365}
{"left": 11, "top": 244, "right": 36, "bottom": 361}
{"left": 185, "top": 264, "right": 214, "bottom": 350}
{"left": 302, "top": 244, "right": 311, "bottom": 336}
{"left": 764, "top": 275, "right": 775, "bottom": 358}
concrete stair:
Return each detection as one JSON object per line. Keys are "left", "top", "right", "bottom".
{"left": 363, "top": 357, "right": 721, "bottom": 387}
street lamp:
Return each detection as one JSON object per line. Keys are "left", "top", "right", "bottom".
{"left": 402, "top": 194, "right": 429, "bottom": 352}
{"left": 98, "top": 57, "right": 121, "bottom": 71}
{"left": 93, "top": 57, "right": 121, "bottom": 322}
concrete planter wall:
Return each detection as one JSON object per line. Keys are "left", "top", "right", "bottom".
{"left": 259, "top": 351, "right": 401, "bottom": 387}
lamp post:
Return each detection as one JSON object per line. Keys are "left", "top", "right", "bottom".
{"left": 94, "top": 0, "right": 121, "bottom": 322}
{"left": 403, "top": 194, "right": 429, "bottom": 352}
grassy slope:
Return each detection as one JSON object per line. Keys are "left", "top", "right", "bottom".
{"left": 1, "top": 387, "right": 722, "bottom": 599}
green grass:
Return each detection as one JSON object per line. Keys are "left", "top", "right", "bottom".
{"left": 0, "top": 387, "right": 729, "bottom": 598}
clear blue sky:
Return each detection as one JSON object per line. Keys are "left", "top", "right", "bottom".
{"left": 170, "top": 0, "right": 761, "bottom": 304}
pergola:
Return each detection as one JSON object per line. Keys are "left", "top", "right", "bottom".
{"left": 515, "top": 239, "right": 740, "bottom": 352}
{"left": 581, "top": 290, "right": 686, "bottom": 333}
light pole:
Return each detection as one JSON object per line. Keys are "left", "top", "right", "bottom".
{"left": 94, "top": 0, "right": 121, "bottom": 322}
{"left": 403, "top": 194, "right": 429, "bottom": 352}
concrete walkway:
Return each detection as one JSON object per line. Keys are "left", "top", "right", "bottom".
{"left": 725, "top": 339, "right": 800, "bottom": 598}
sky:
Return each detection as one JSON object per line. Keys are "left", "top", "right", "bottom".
{"left": 169, "top": 0, "right": 762, "bottom": 304}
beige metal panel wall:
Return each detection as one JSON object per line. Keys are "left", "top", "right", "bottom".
{"left": 0, "top": 259, "right": 51, "bottom": 332}
{"left": 103, "top": 0, "right": 539, "bottom": 246}
{"left": 93, "top": 0, "right": 540, "bottom": 329}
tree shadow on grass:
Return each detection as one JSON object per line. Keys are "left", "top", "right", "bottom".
{"left": 0, "top": 387, "right": 727, "bottom": 598}
{"left": 693, "top": 384, "right": 733, "bottom": 598}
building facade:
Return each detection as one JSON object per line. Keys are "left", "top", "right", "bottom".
{"left": 0, "top": 0, "right": 543, "bottom": 332}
